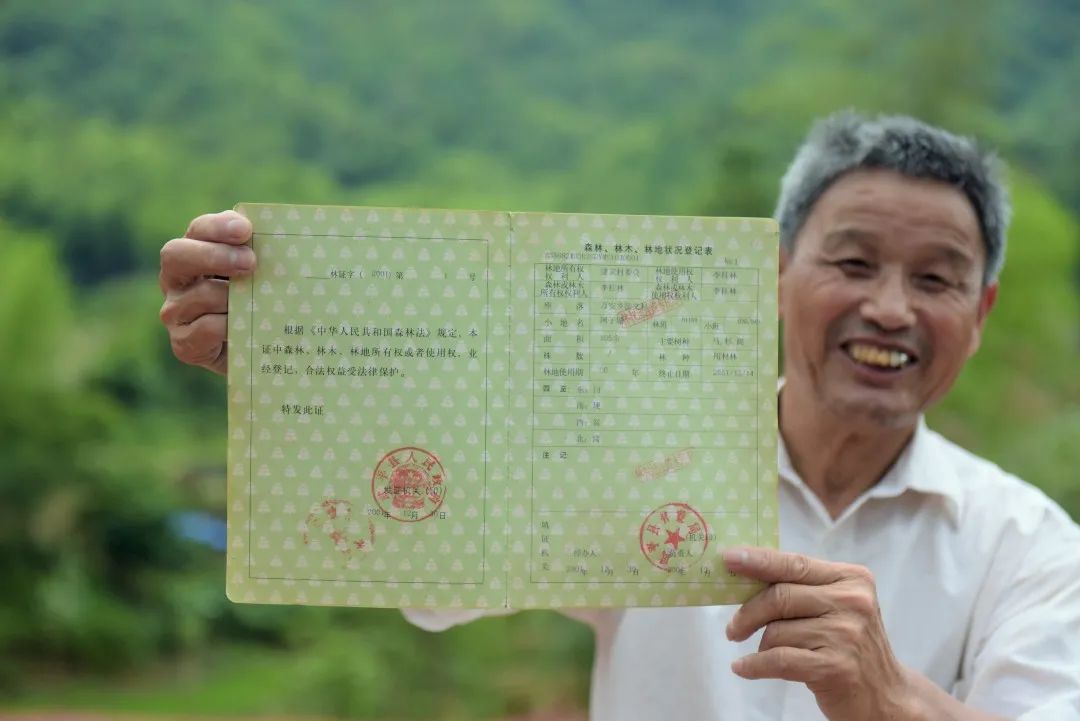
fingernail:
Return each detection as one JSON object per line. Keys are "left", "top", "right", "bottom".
{"left": 723, "top": 548, "right": 749, "bottom": 565}
{"left": 227, "top": 218, "right": 248, "bottom": 238}
{"left": 725, "top": 621, "right": 735, "bottom": 641}
{"left": 731, "top": 658, "right": 746, "bottom": 675}
{"left": 231, "top": 247, "right": 254, "bottom": 270}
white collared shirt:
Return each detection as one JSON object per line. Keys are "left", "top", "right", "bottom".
{"left": 405, "top": 419, "right": 1080, "bottom": 720}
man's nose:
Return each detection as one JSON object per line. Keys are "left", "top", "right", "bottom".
{"left": 860, "top": 272, "right": 916, "bottom": 331}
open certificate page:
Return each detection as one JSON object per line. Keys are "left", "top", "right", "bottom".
{"left": 226, "top": 204, "right": 779, "bottom": 609}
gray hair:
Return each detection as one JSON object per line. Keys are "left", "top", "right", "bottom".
{"left": 774, "top": 111, "right": 1011, "bottom": 284}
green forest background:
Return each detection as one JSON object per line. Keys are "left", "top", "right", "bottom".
{"left": 1, "top": 1, "right": 1077, "bottom": 719}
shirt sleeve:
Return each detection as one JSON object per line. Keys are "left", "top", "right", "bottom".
{"left": 401, "top": 607, "right": 611, "bottom": 632}
{"left": 956, "top": 492, "right": 1080, "bottom": 720}
{"left": 400, "top": 607, "right": 517, "bottom": 632}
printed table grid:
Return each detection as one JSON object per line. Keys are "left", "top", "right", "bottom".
{"left": 529, "top": 260, "right": 764, "bottom": 585}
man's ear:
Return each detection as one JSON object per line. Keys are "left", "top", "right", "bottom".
{"left": 967, "top": 281, "right": 999, "bottom": 359}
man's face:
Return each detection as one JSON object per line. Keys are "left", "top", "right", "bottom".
{"left": 779, "top": 168, "right": 998, "bottom": 428}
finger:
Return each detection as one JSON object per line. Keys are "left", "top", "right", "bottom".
{"left": 723, "top": 547, "right": 846, "bottom": 586}
{"left": 731, "top": 647, "right": 824, "bottom": 683}
{"left": 757, "top": 618, "right": 831, "bottom": 653}
{"left": 185, "top": 210, "right": 252, "bottom": 245}
{"left": 206, "top": 339, "right": 228, "bottom": 376}
{"left": 160, "top": 278, "right": 229, "bottom": 327}
{"left": 168, "top": 313, "right": 227, "bottom": 370}
{"left": 727, "top": 582, "right": 833, "bottom": 642}
{"left": 160, "top": 237, "right": 256, "bottom": 292}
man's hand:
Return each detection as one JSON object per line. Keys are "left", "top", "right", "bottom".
{"left": 724, "top": 547, "right": 915, "bottom": 720}
{"left": 159, "top": 210, "right": 255, "bottom": 375}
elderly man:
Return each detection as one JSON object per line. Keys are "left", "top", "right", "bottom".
{"left": 160, "top": 112, "right": 1080, "bottom": 720}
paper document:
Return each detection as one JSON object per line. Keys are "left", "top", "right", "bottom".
{"left": 226, "top": 204, "right": 779, "bottom": 609}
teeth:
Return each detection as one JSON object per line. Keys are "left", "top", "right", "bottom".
{"left": 848, "top": 343, "right": 910, "bottom": 369}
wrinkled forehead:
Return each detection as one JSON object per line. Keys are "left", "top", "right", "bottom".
{"left": 800, "top": 169, "right": 985, "bottom": 264}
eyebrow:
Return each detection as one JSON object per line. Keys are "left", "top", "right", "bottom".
{"left": 821, "top": 228, "right": 876, "bottom": 253}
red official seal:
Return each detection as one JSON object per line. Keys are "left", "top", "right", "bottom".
{"left": 371, "top": 446, "right": 446, "bottom": 522}
{"left": 639, "top": 502, "right": 709, "bottom": 571}
{"left": 302, "top": 499, "right": 375, "bottom": 557}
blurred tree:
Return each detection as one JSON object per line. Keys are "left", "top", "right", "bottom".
{"left": 932, "top": 174, "right": 1080, "bottom": 514}
{"left": 0, "top": 231, "right": 208, "bottom": 679}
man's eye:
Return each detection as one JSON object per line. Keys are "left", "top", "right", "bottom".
{"left": 835, "top": 259, "right": 872, "bottom": 275}
{"left": 917, "top": 273, "right": 952, "bottom": 290}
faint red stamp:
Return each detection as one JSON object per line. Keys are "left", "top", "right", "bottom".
{"left": 639, "top": 502, "right": 709, "bottom": 571}
{"left": 618, "top": 295, "right": 680, "bottom": 328}
{"left": 634, "top": 447, "right": 694, "bottom": 482}
{"left": 302, "top": 499, "right": 376, "bottom": 556}
{"left": 371, "top": 446, "right": 447, "bottom": 522}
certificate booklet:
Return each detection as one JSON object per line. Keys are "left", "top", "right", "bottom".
{"left": 226, "top": 204, "right": 779, "bottom": 609}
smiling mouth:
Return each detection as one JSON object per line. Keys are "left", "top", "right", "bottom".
{"left": 842, "top": 341, "right": 917, "bottom": 371}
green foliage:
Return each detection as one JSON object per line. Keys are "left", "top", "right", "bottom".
{"left": 0, "top": 234, "right": 205, "bottom": 677}
{"left": 0, "top": 99, "right": 344, "bottom": 286}
{"left": 931, "top": 174, "right": 1080, "bottom": 505}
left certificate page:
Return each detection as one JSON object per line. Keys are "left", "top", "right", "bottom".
{"left": 227, "top": 204, "right": 511, "bottom": 608}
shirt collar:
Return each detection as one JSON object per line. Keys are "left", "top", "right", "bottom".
{"left": 887, "top": 416, "right": 963, "bottom": 525}
{"left": 776, "top": 389, "right": 963, "bottom": 527}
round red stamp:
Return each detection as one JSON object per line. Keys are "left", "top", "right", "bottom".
{"left": 639, "top": 502, "right": 709, "bottom": 571}
{"left": 371, "top": 446, "right": 447, "bottom": 522}
{"left": 302, "top": 499, "right": 375, "bottom": 556}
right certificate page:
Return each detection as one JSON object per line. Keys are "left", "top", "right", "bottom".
{"left": 505, "top": 211, "right": 779, "bottom": 607}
